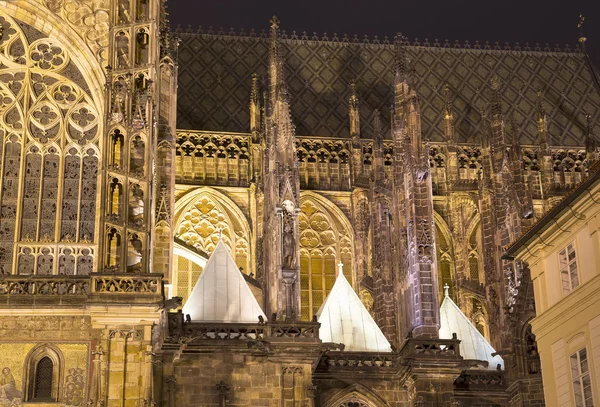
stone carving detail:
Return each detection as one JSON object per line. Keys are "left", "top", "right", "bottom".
{"left": 44, "top": 0, "right": 110, "bottom": 63}
{"left": 29, "top": 40, "right": 68, "bottom": 70}
{"left": 176, "top": 193, "right": 249, "bottom": 271}
{"left": 37, "top": 247, "right": 54, "bottom": 275}
{"left": 17, "top": 248, "right": 34, "bottom": 275}
{"left": 76, "top": 248, "right": 93, "bottom": 275}
{"left": 93, "top": 274, "right": 161, "bottom": 294}
{"left": 175, "top": 132, "right": 250, "bottom": 185}
{"left": 281, "top": 200, "right": 297, "bottom": 269}
{"left": 58, "top": 248, "right": 75, "bottom": 275}
{"left": 63, "top": 367, "right": 85, "bottom": 406}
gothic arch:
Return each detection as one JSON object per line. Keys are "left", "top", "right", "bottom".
{"left": 23, "top": 343, "right": 65, "bottom": 402}
{"left": 323, "top": 383, "right": 388, "bottom": 407}
{"left": 299, "top": 191, "right": 354, "bottom": 320}
{"left": 0, "top": 9, "right": 103, "bottom": 275}
{"left": 2, "top": 1, "right": 106, "bottom": 107}
{"left": 466, "top": 217, "right": 484, "bottom": 283}
{"left": 434, "top": 211, "right": 455, "bottom": 300}
{"left": 173, "top": 187, "right": 251, "bottom": 303}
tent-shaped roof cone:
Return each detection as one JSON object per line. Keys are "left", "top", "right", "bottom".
{"left": 439, "top": 286, "right": 504, "bottom": 370}
{"left": 181, "top": 239, "right": 266, "bottom": 323}
{"left": 317, "top": 263, "right": 392, "bottom": 353}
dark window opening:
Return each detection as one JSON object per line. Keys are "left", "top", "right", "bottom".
{"left": 33, "top": 357, "right": 53, "bottom": 400}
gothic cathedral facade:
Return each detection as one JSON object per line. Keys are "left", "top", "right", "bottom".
{"left": 0, "top": 1, "right": 599, "bottom": 406}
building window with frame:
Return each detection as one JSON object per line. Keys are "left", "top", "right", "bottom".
{"left": 24, "top": 344, "right": 63, "bottom": 402}
{"left": 570, "top": 347, "right": 594, "bottom": 407}
{"left": 559, "top": 242, "right": 579, "bottom": 295}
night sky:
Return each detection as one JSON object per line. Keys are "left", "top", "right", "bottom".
{"left": 169, "top": 0, "right": 600, "bottom": 64}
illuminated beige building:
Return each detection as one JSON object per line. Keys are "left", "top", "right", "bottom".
{"left": 504, "top": 162, "right": 600, "bottom": 407}
{"left": 0, "top": 0, "right": 599, "bottom": 405}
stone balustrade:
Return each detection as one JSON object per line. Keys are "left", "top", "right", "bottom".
{"left": 399, "top": 337, "right": 462, "bottom": 360}
{"left": 166, "top": 312, "right": 320, "bottom": 345}
{"left": 0, "top": 273, "right": 163, "bottom": 306}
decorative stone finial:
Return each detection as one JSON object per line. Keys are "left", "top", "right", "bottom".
{"left": 270, "top": 16, "right": 280, "bottom": 31}
{"left": 490, "top": 75, "right": 500, "bottom": 91}
{"left": 578, "top": 13, "right": 587, "bottom": 52}
{"left": 444, "top": 84, "right": 453, "bottom": 119}
{"left": 444, "top": 284, "right": 450, "bottom": 297}
{"left": 338, "top": 261, "right": 344, "bottom": 276}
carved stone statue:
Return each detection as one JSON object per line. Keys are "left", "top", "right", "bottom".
{"left": 281, "top": 200, "right": 296, "bottom": 269}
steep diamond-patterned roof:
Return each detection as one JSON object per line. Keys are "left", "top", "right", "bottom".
{"left": 176, "top": 32, "right": 600, "bottom": 146}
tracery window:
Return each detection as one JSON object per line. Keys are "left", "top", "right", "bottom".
{"left": 0, "top": 12, "right": 100, "bottom": 275}
{"left": 299, "top": 196, "right": 353, "bottom": 320}
{"left": 174, "top": 191, "right": 251, "bottom": 305}
{"left": 468, "top": 224, "right": 482, "bottom": 283}
{"left": 435, "top": 225, "right": 454, "bottom": 300}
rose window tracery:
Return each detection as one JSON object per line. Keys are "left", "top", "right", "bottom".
{"left": 0, "top": 12, "right": 100, "bottom": 275}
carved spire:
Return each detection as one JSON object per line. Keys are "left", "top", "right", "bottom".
{"left": 443, "top": 84, "right": 455, "bottom": 144}
{"left": 349, "top": 79, "right": 360, "bottom": 142}
{"left": 394, "top": 33, "right": 408, "bottom": 84}
{"left": 250, "top": 73, "right": 261, "bottom": 134}
{"left": 268, "top": 16, "right": 285, "bottom": 107}
{"left": 266, "top": 16, "right": 296, "bottom": 168}
{"left": 490, "top": 75, "right": 503, "bottom": 119}
{"left": 509, "top": 116, "right": 522, "bottom": 162}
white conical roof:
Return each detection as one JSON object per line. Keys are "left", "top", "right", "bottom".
{"left": 439, "top": 287, "right": 504, "bottom": 370}
{"left": 182, "top": 239, "right": 266, "bottom": 323}
{"left": 317, "top": 264, "right": 392, "bottom": 353}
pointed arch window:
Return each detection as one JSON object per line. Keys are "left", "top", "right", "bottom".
{"left": 299, "top": 196, "right": 353, "bottom": 320}
{"left": 33, "top": 357, "right": 53, "bottom": 400}
{"left": 24, "top": 344, "right": 63, "bottom": 402}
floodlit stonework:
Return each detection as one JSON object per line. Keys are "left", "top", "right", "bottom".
{"left": 0, "top": 1, "right": 599, "bottom": 406}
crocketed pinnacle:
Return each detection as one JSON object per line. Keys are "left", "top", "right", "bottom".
{"left": 490, "top": 76, "right": 503, "bottom": 118}
{"left": 394, "top": 32, "right": 408, "bottom": 83}
{"left": 444, "top": 84, "right": 453, "bottom": 119}
{"left": 349, "top": 79, "right": 360, "bottom": 139}
{"left": 535, "top": 88, "right": 546, "bottom": 122}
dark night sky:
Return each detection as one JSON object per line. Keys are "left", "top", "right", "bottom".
{"left": 169, "top": 0, "right": 600, "bottom": 64}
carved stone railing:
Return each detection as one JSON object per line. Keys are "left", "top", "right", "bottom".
{"left": 318, "top": 352, "right": 397, "bottom": 369}
{"left": 166, "top": 312, "right": 320, "bottom": 345}
{"left": 0, "top": 273, "right": 163, "bottom": 306}
{"left": 454, "top": 370, "right": 506, "bottom": 390}
{"left": 399, "top": 337, "right": 462, "bottom": 360}
{"left": 0, "top": 276, "right": 90, "bottom": 295}
{"left": 171, "top": 323, "right": 267, "bottom": 341}
{"left": 91, "top": 273, "right": 161, "bottom": 294}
